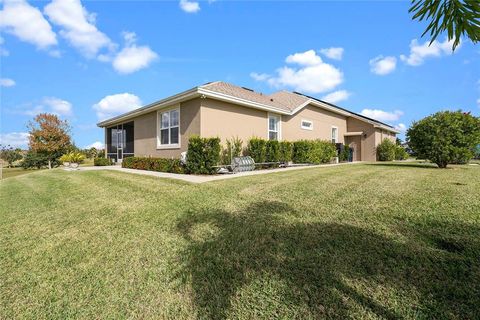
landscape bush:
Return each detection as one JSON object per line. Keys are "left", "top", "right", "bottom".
{"left": 59, "top": 152, "right": 85, "bottom": 164}
{"left": 221, "top": 136, "right": 243, "bottom": 165}
{"left": 94, "top": 158, "right": 113, "bottom": 166}
{"left": 376, "top": 139, "right": 396, "bottom": 161}
{"left": 293, "top": 140, "right": 336, "bottom": 164}
{"left": 246, "top": 138, "right": 267, "bottom": 164}
{"left": 122, "top": 157, "right": 184, "bottom": 173}
{"left": 279, "top": 141, "right": 293, "bottom": 163}
{"left": 265, "top": 140, "right": 280, "bottom": 163}
{"left": 21, "top": 151, "right": 54, "bottom": 169}
{"left": 338, "top": 144, "right": 351, "bottom": 162}
{"left": 394, "top": 145, "right": 409, "bottom": 160}
{"left": 407, "top": 110, "right": 480, "bottom": 168}
{"left": 186, "top": 136, "right": 221, "bottom": 174}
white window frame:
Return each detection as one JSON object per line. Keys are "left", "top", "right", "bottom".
{"left": 267, "top": 113, "right": 281, "bottom": 141}
{"left": 331, "top": 126, "right": 338, "bottom": 144}
{"left": 301, "top": 119, "right": 313, "bottom": 130}
{"left": 157, "top": 105, "right": 181, "bottom": 149}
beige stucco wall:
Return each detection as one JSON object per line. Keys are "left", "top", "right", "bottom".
{"left": 133, "top": 98, "right": 201, "bottom": 158}
{"left": 282, "top": 104, "right": 347, "bottom": 143}
{"left": 376, "top": 129, "right": 396, "bottom": 145}
{"left": 200, "top": 98, "right": 268, "bottom": 143}
{"left": 346, "top": 117, "right": 377, "bottom": 161}
{"left": 105, "top": 96, "right": 396, "bottom": 162}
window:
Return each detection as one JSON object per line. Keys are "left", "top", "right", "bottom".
{"left": 301, "top": 119, "right": 313, "bottom": 130}
{"left": 268, "top": 114, "right": 280, "bottom": 140}
{"left": 331, "top": 126, "right": 338, "bottom": 144}
{"left": 158, "top": 108, "right": 180, "bottom": 147}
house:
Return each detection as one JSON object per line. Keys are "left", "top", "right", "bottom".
{"left": 97, "top": 82, "right": 398, "bottom": 162}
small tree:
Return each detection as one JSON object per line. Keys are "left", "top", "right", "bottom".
{"left": 407, "top": 111, "right": 480, "bottom": 168}
{"left": 0, "top": 145, "right": 23, "bottom": 167}
{"left": 28, "top": 113, "right": 72, "bottom": 169}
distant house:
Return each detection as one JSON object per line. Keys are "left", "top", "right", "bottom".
{"left": 97, "top": 82, "right": 398, "bottom": 162}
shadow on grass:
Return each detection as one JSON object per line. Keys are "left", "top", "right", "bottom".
{"left": 365, "top": 162, "right": 439, "bottom": 169}
{"left": 175, "top": 201, "right": 479, "bottom": 319}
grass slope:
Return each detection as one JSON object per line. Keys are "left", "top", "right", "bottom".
{"left": 1, "top": 163, "right": 479, "bottom": 319}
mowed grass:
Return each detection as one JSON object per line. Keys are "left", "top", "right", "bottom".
{"left": 1, "top": 163, "right": 479, "bottom": 319}
{"left": 1, "top": 167, "right": 45, "bottom": 179}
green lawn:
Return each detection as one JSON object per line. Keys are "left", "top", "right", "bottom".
{"left": 1, "top": 163, "right": 479, "bottom": 319}
{"left": 1, "top": 167, "right": 45, "bottom": 179}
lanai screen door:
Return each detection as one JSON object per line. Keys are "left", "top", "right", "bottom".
{"left": 106, "top": 122, "right": 134, "bottom": 162}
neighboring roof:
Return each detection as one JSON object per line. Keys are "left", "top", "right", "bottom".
{"left": 97, "top": 81, "right": 398, "bottom": 133}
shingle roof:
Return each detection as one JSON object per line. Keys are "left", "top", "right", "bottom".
{"left": 200, "top": 81, "right": 305, "bottom": 112}
{"left": 267, "top": 90, "right": 310, "bottom": 112}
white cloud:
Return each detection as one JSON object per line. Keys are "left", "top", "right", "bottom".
{"left": 400, "top": 38, "right": 459, "bottom": 66}
{"left": 285, "top": 50, "right": 322, "bottom": 66}
{"left": 0, "top": 0, "right": 57, "bottom": 49}
{"left": 85, "top": 141, "right": 104, "bottom": 149}
{"left": 0, "top": 35, "right": 9, "bottom": 56}
{"left": 250, "top": 72, "right": 270, "bottom": 81}
{"left": 42, "top": 97, "right": 73, "bottom": 116}
{"left": 0, "top": 78, "right": 15, "bottom": 87}
{"left": 44, "top": 0, "right": 113, "bottom": 58}
{"left": 93, "top": 93, "right": 142, "bottom": 120}
{"left": 369, "top": 55, "right": 397, "bottom": 75}
{"left": 16, "top": 97, "right": 73, "bottom": 117}
{"left": 319, "top": 47, "right": 344, "bottom": 60}
{"left": 321, "top": 90, "right": 351, "bottom": 104}
{"left": 394, "top": 123, "right": 407, "bottom": 132}
{"left": 112, "top": 32, "right": 158, "bottom": 74}
{"left": 360, "top": 109, "right": 403, "bottom": 122}
{"left": 179, "top": 0, "right": 200, "bottom": 13}
{"left": 254, "top": 49, "right": 344, "bottom": 94}
{"left": 0, "top": 132, "right": 29, "bottom": 148}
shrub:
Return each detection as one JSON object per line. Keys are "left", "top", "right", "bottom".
{"left": 265, "top": 140, "right": 280, "bottom": 163}
{"left": 394, "top": 145, "right": 409, "bottom": 160}
{"left": 21, "top": 151, "right": 53, "bottom": 169}
{"left": 376, "top": 139, "right": 396, "bottom": 161}
{"left": 309, "top": 140, "right": 337, "bottom": 164}
{"left": 293, "top": 140, "right": 336, "bottom": 164}
{"left": 186, "top": 136, "right": 221, "bottom": 174}
{"left": 122, "top": 157, "right": 184, "bottom": 173}
{"left": 407, "top": 110, "right": 480, "bottom": 168}
{"left": 221, "top": 136, "right": 243, "bottom": 165}
{"left": 59, "top": 152, "right": 85, "bottom": 164}
{"left": 246, "top": 138, "right": 266, "bottom": 163}
{"left": 338, "top": 144, "right": 351, "bottom": 162}
{"left": 94, "top": 158, "right": 113, "bottom": 166}
{"left": 292, "top": 140, "right": 310, "bottom": 163}
{"left": 279, "top": 141, "right": 293, "bottom": 163}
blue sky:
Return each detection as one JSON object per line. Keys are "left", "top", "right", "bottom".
{"left": 1, "top": 0, "right": 479, "bottom": 149}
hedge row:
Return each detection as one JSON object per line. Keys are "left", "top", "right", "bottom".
{"left": 292, "top": 140, "right": 337, "bottom": 164}
{"left": 186, "top": 136, "right": 221, "bottom": 174}
{"left": 122, "top": 157, "right": 184, "bottom": 173}
{"left": 119, "top": 136, "right": 338, "bottom": 175}
{"left": 94, "top": 157, "right": 113, "bottom": 166}
{"left": 245, "top": 138, "right": 335, "bottom": 164}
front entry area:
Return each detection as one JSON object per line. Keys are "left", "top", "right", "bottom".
{"left": 106, "top": 122, "right": 134, "bottom": 163}
{"left": 345, "top": 135, "right": 362, "bottom": 162}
